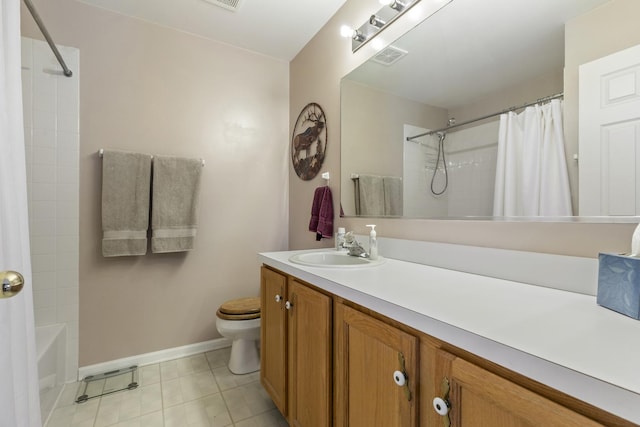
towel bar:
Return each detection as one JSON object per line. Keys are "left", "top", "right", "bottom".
{"left": 98, "top": 149, "right": 205, "bottom": 167}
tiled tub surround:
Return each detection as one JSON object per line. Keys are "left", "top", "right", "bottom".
{"left": 403, "top": 121, "right": 499, "bottom": 218}
{"left": 37, "top": 324, "right": 66, "bottom": 423}
{"left": 259, "top": 238, "right": 640, "bottom": 424}
{"left": 22, "top": 36, "right": 80, "bottom": 380}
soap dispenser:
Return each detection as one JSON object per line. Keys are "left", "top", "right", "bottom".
{"left": 366, "top": 224, "right": 378, "bottom": 260}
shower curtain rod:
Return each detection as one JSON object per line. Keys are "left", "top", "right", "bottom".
{"left": 406, "top": 92, "right": 564, "bottom": 142}
{"left": 23, "top": 0, "right": 72, "bottom": 77}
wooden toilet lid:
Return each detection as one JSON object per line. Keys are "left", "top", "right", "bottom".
{"left": 217, "top": 297, "right": 261, "bottom": 320}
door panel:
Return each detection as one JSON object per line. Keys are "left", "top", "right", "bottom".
{"left": 260, "top": 267, "right": 287, "bottom": 415}
{"left": 579, "top": 43, "right": 640, "bottom": 215}
{"left": 335, "top": 304, "right": 417, "bottom": 427}
{"left": 288, "top": 280, "right": 331, "bottom": 427}
{"left": 434, "top": 350, "right": 603, "bottom": 427}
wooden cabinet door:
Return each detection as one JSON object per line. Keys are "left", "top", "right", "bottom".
{"left": 288, "top": 279, "right": 332, "bottom": 427}
{"left": 260, "top": 267, "right": 287, "bottom": 416}
{"left": 335, "top": 303, "right": 417, "bottom": 427}
{"left": 433, "top": 350, "right": 604, "bottom": 427}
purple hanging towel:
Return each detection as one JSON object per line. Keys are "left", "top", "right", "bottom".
{"left": 309, "top": 186, "right": 334, "bottom": 240}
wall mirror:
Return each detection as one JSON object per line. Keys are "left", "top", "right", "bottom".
{"left": 340, "top": 0, "right": 637, "bottom": 221}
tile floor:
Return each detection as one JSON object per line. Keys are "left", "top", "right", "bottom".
{"left": 45, "top": 347, "right": 289, "bottom": 427}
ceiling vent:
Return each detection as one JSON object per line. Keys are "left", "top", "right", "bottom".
{"left": 372, "top": 45, "right": 408, "bottom": 66}
{"left": 201, "top": 0, "right": 242, "bottom": 12}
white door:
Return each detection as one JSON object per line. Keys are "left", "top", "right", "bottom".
{"left": 1, "top": 0, "right": 42, "bottom": 425}
{"left": 579, "top": 43, "right": 640, "bottom": 216}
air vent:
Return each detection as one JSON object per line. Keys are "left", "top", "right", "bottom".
{"left": 201, "top": 0, "right": 242, "bottom": 12}
{"left": 372, "top": 45, "right": 408, "bottom": 66}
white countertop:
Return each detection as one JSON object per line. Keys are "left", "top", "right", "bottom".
{"left": 259, "top": 249, "right": 640, "bottom": 424}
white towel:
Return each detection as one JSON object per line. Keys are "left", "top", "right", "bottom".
{"left": 151, "top": 156, "right": 202, "bottom": 253}
{"left": 101, "top": 150, "right": 152, "bottom": 257}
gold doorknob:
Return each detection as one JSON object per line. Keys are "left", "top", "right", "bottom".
{"left": 1, "top": 270, "right": 25, "bottom": 299}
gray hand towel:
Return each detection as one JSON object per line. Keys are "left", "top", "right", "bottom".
{"left": 357, "top": 174, "right": 385, "bottom": 216}
{"left": 151, "top": 155, "right": 202, "bottom": 253}
{"left": 383, "top": 176, "right": 403, "bottom": 216}
{"left": 101, "top": 150, "right": 152, "bottom": 257}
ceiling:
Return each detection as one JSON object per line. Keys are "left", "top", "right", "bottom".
{"left": 77, "top": 0, "right": 348, "bottom": 61}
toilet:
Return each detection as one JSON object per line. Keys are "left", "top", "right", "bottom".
{"left": 215, "top": 297, "right": 261, "bottom": 374}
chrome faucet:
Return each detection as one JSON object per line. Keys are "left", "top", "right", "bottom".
{"left": 343, "top": 231, "right": 369, "bottom": 258}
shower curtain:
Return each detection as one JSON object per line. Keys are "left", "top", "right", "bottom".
{"left": 493, "top": 99, "right": 572, "bottom": 216}
{"left": 1, "top": 0, "right": 42, "bottom": 425}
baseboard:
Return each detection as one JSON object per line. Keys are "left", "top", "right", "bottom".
{"left": 77, "top": 337, "right": 231, "bottom": 381}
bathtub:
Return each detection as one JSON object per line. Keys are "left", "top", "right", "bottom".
{"left": 36, "top": 324, "right": 66, "bottom": 423}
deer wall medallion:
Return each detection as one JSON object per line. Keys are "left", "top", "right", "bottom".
{"left": 291, "top": 102, "right": 327, "bottom": 180}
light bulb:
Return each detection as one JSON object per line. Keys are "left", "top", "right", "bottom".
{"left": 340, "top": 25, "right": 354, "bottom": 38}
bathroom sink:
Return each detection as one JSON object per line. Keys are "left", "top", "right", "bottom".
{"left": 289, "top": 251, "right": 385, "bottom": 268}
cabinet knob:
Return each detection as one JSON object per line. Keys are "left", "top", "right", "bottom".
{"left": 285, "top": 301, "right": 293, "bottom": 310}
{"left": 393, "top": 370, "right": 406, "bottom": 387}
{"left": 275, "top": 294, "right": 282, "bottom": 302}
{"left": 433, "top": 397, "right": 450, "bottom": 416}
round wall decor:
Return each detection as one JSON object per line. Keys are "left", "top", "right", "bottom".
{"left": 291, "top": 102, "right": 327, "bottom": 180}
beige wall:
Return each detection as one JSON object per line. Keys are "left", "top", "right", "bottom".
{"left": 448, "top": 69, "right": 563, "bottom": 133}
{"left": 289, "top": 0, "right": 637, "bottom": 256}
{"left": 21, "top": 0, "right": 289, "bottom": 366}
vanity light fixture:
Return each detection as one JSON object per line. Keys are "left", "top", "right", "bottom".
{"left": 346, "top": 0, "right": 420, "bottom": 52}
{"left": 380, "top": 0, "right": 407, "bottom": 12}
{"left": 352, "top": 30, "right": 367, "bottom": 42}
{"left": 340, "top": 25, "right": 367, "bottom": 42}
{"left": 369, "top": 15, "right": 386, "bottom": 28}
{"left": 345, "top": 0, "right": 451, "bottom": 53}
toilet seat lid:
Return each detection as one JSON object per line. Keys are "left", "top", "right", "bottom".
{"left": 217, "top": 297, "right": 261, "bottom": 320}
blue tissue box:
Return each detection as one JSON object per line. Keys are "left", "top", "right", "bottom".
{"left": 597, "top": 253, "right": 640, "bottom": 319}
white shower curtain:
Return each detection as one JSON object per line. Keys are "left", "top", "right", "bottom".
{"left": 493, "top": 99, "right": 572, "bottom": 216}
{"left": 1, "top": 0, "right": 42, "bottom": 425}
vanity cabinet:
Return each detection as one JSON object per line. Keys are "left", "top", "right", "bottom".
{"left": 260, "top": 266, "right": 332, "bottom": 427}
{"left": 261, "top": 265, "right": 634, "bottom": 427}
{"left": 334, "top": 303, "right": 417, "bottom": 427}
{"left": 427, "top": 348, "right": 604, "bottom": 427}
